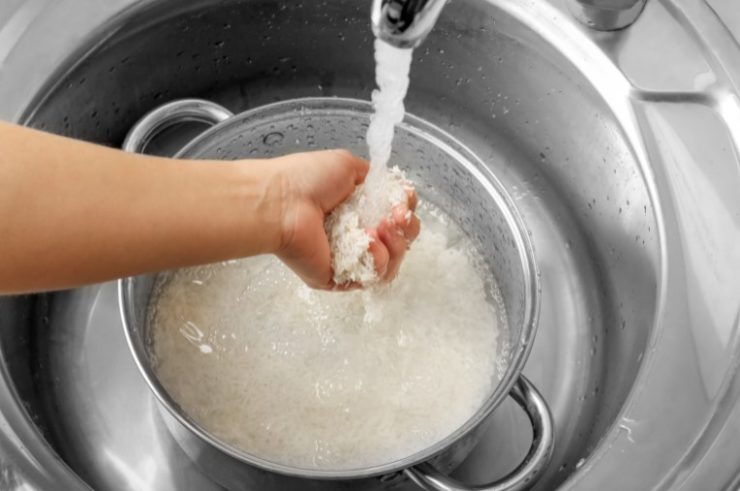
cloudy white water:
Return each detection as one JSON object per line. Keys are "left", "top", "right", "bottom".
{"left": 151, "top": 202, "right": 501, "bottom": 469}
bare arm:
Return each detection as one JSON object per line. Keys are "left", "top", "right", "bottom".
{"left": 0, "top": 122, "right": 419, "bottom": 294}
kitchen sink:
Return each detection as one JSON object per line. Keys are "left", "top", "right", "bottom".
{"left": 0, "top": 0, "right": 739, "bottom": 489}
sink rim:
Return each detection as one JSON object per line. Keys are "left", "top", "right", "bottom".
{"left": 4, "top": 0, "right": 740, "bottom": 489}
{"left": 10, "top": 0, "right": 664, "bottom": 487}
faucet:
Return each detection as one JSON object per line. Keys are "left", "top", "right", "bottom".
{"left": 567, "top": 0, "right": 648, "bottom": 31}
{"left": 371, "top": 0, "right": 449, "bottom": 49}
{"left": 371, "top": 0, "right": 647, "bottom": 49}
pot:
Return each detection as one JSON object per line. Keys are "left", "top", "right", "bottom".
{"left": 120, "top": 97, "right": 553, "bottom": 491}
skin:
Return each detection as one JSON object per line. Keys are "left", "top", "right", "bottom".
{"left": 0, "top": 122, "right": 420, "bottom": 294}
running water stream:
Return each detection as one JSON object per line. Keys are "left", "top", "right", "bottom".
{"left": 324, "top": 39, "right": 415, "bottom": 284}
{"left": 361, "top": 39, "right": 414, "bottom": 227}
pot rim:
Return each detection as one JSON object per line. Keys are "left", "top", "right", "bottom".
{"left": 120, "top": 96, "right": 541, "bottom": 480}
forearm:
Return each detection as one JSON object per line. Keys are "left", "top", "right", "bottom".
{"left": 0, "top": 122, "right": 282, "bottom": 294}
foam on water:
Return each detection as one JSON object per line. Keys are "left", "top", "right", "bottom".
{"left": 150, "top": 202, "right": 504, "bottom": 470}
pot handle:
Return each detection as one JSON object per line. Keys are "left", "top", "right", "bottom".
{"left": 122, "top": 98, "right": 233, "bottom": 154}
{"left": 405, "top": 375, "right": 554, "bottom": 491}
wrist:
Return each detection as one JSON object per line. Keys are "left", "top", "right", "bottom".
{"left": 230, "top": 160, "right": 286, "bottom": 256}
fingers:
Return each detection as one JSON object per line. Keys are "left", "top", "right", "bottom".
{"left": 321, "top": 229, "right": 389, "bottom": 292}
{"left": 368, "top": 197, "right": 421, "bottom": 283}
{"left": 275, "top": 210, "right": 337, "bottom": 291}
{"left": 406, "top": 187, "right": 417, "bottom": 212}
{"left": 393, "top": 205, "right": 420, "bottom": 243}
{"left": 305, "top": 149, "right": 368, "bottom": 213}
{"left": 328, "top": 149, "right": 369, "bottom": 185}
{"left": 377, "top": 217, "right": 409, "bottom": 282}
{"left": 367, "top": 229, "right": 389, "bottom": 278}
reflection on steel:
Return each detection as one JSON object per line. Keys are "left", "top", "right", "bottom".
{"left": 0, "top": 0, "right": 739, "bottom": 489}
{"left": 371, "top": 0, "right": 448, "bottom": 48}
{"left": 404, "top": 376, "right": 554, "bottom": 491}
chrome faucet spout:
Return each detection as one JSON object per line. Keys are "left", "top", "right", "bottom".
{"left": 568, "top": 0, "right": 648, "bottom": 30}
{"left": 371, "top": 0, "right": 649, "bottom": 49}
{"left": 371, "top": 0, "right": 448, "bottom": 49}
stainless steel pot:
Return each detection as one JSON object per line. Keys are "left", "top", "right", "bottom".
{"left": 119, "top": 97, "right": 554, "bottom": 491}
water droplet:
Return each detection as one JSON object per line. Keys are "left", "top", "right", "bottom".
{"left": 263, "top": 132, "right": 284, "bottom": 146}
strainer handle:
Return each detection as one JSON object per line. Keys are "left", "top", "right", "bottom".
{"left": 405, "top": 375, "right": 554, "bottom": 491}
{"left": 122, "top": 98, "right": 233, "bottom": 154}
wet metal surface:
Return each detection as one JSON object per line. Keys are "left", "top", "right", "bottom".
{"left": 0, "top": 0, "right": 739, "bottom": 489}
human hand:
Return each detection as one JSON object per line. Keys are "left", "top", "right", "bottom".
{"left": 0, "top": 121, "right": 418, "bottom": 294}
{"left": 266, "top": 149, "right": 420, "bottom": 290}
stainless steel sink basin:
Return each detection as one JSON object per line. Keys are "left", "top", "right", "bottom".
{"left": 1, "top": 0, "right": 739, "bottom": 489}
